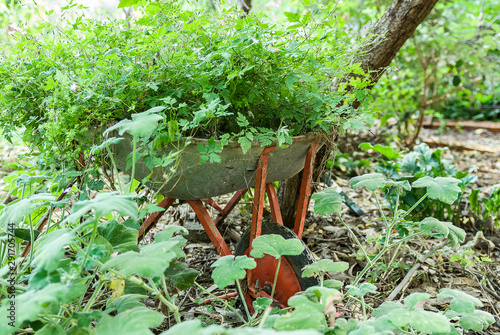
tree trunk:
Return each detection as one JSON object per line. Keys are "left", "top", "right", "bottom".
{"left": 279, "top": 0, "right": 440, "bottom": 228}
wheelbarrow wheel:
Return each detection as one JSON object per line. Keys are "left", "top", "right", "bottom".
{"left": 234, "top": 221, "right": 320, "bottom": 312}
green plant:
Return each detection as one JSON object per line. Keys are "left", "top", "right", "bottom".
{"left": 313, "top": 172, "right": 466, "bottom": 285}
{"left": 469, "top": 186, "right": 500, "bottom": 228}
{"left": 360, "top": 142, "right": 477, "bottom": 224}
{"left": 0, "top": 0, "right": 372, "bottom": 167}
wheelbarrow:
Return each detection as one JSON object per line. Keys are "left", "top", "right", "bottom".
{"left": 111, "top": 132, "right": 325, "bottom": 309}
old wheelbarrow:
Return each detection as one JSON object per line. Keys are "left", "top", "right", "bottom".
{"left": 112, "top": 132, "right": 324, "bottom": 309}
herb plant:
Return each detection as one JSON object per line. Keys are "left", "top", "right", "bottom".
{"left": 0, "top": 0, "right": 371, "bottom": 166}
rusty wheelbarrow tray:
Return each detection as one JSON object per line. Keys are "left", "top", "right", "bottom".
{"left": 111, "top": 132, "right": 324, "bottom": 200}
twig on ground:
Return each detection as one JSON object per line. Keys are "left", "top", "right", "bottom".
{"left": 387, "top": 239, "right": 449, "bottom": 301}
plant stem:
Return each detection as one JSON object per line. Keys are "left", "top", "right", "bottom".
{"left": 270, "top": 257, "right": 282, "bottom": 301}
{"left": 194, "top": 282, "right": 248, "bottom": 325}
{"left": 106, "top": 146, "right": 123, "bottom": 194}
{"left": 83, "top": 280, "right": 104, "bottom": 312}
{"left": 352, "top": 230, "right": 427, "bottom": 285}
{"left": 235, "top": 279, "right": 252, "bottom": 321}
{"left": 128, "top": 135, "right": 137, "bottom": 194}
{"left": 80, "top": 217, "right": 98, "bottom": 272}
{"left": 398, "top": 193, "right": 429, "bottom": 223}
{"left": 339, "top": 215, "right": 373, "bottom": 266}
{"left": 258, "top": 306, "right": 273, "bottom": 329}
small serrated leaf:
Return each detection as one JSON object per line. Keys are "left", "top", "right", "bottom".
{"left": 459, "top": 310, "right": 495, "bottom": 331}
{"left": 250, "top": 234, "right": 304, "bottom": 259}
{"left": 404, "top": 292, "right": 430, "bottom": 310}
{"left": 211, "top": 255, "right": 256, "bottom": 289}
{"left": 412, "top": 176, "right": 461, "bottom": 204}
{"left": 302, "top": 259, "right": 348, "bottom": 277}
{"left": 350, "top": 173, "right": 393, "bottom": 192}
{"left": 312, "top": 188, "right": 342, "bottom": 216}
{"left": 437, "top": 288, "right": 482, "bottom": 314}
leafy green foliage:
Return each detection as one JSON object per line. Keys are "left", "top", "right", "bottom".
{"left": 350, "top": 173, "right": 392, "bottom": 192}
{"left": 412, "top": 176, "right": 461, "bottom": 205}
{"left": 361, "top": 142, "right": 477, "bottom": 222}
{"left": 419, "top": 217, "right": 466, "bottom": 247}
{"left": 359, "top": 142, "right": 403, "bottom": 160}
{"left": 250, "top": 234, "right": 305, "bottom": 259}
{"left": 211, "top": 255, "right": 256, "bottom": 289}
{"left": 102, "top": 240, "right": 185, "bottom": 277}
{"left": 0, "top": 0, "right": 371, "bottom": 165}
{"left": 302, "top": 259, "right": 349, "bottom": 277}
{"left": 311, "top": 188, "right": 343, "bottom": 216}
{"left": 95, "top": 307, "right": 164, "bottom": 335}
{"left": 64, "top": 192, "right": 138, "bottom": 224}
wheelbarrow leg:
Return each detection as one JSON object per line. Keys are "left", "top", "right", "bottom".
{"left": 250, "top": 146, "right": 276, "bottom": 247}
{"left": 138, "top": 197, "right": 176, "bottom": 242}
{"left": 214, "top": 189, "right": 248, "bottom": 225}
{"left": 265, "top": 183, "right": 283, "bottom": 225}
{"left": 188, "top": 200, "right": 232, "bottom": 256}
{"left": 293, "top": 141, "right": 319, "bottom": 238}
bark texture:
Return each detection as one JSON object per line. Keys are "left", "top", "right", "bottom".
{"left": 278, "top": 0, "right": 440, "bottom": 228}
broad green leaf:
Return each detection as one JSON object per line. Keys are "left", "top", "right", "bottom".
{"left": 33, "top": 229, "right": 75, "bottom": 272}
{"left": 404, "top": 292, "right": 430, "bottom": 310}
{"left": 14, "top": 228, "right": 40, "bottom": 241}
{"left": 412, "top": 176, "right": 461, "bottom": 204}
{"left": 304, "top": 286, "right": 342, "bottom": 310}
{"left": 104, "top": 108, "right": 165, "bottom": 138}
{"left": 273, "top": 305, "right": 326, "bottom": 331}
{"left": 159, "top": 319, "right": 228, "bottom": 335}
{"left": 392, "top": 180, "right": 411, "bottom": 191}
{"left": 154, "top": 226, "right": 188, "bottom": 242}
{"left": 250, "top": 234, "right": 304, "bottom": 259}
{"left": 331, "top": 318, "right": 360, "bottom": 335}
{"left": 372, "top": 301, "right": 404, "bottom": 318}
{"left": 98, "top": 219, "right": 139, "bottom": 253}
{"left": 0, "top": 193, "right": 55, "bottom": 229}
{"left": 346, "top": 283, "right": 377, "bottom": 297}
{"left": 95, "top": 307, "right": 164, "bottom": 335}
{"left": 419, "top": 218, "right": 465, "bottom": 247}
{"left": 107, "top": 294, "right": 148, "bottom": 313}
{"left": 350, "top": 173, "right": 393, "bottom": 192}
{"left": 302, "top": 259, "right": 348, "bottom": 277}
{"left": 91, "top": 137, "right": 124, "bottom": 154}
{"left": 459, "top": 310, "right": 495, "bottom": 331}
{"left": 359, "top": 142, "right": 403, "bottom": 160}
{"left": 211, "top": 255, "right": 256, "bottom": 289}
{"left": 288, "top": 294, "right": 324, "bottom": 312}
{"left": 323, "top": 279, "right": 343, "bottom": 289}
{"left": 64, "top": 193, "right": 138, "bottom": 224}
{"left": 164, "top": 260, "right": 199, "bottom": 290}
{"left": 350, "top": 315, "right": 396, "bottom": 335}
{"left": 312, "top": 188, "right": 342, "bottom": 216}
{"left": 102, "top": 241, "right": 184, "bottom": 277}
{"left": 409, "top": 310, "right": 450, "bottom": 334}
{"left": 387, "top": 309, "right": 411, "bottom": 328}
{"left": 437, "top": 288, "right": 482, "bottom": 314}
